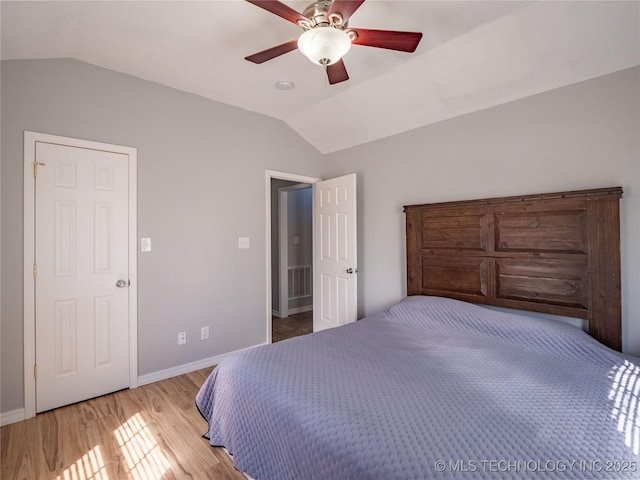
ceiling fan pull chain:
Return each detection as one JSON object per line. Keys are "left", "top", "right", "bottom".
{"left": 324, "top": 64, "right": 328, "bottom": 91}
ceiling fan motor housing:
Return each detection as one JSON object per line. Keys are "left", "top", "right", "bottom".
{"left": 300, "top": 0, "right": 348, "bottom": 29}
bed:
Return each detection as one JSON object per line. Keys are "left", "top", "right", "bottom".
{"left": 197, "top": 187, "right": 638, "bottom": 479}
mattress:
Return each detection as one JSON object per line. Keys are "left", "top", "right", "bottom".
{"left": 196, "top": 296, "right": 640, "bottom": 479}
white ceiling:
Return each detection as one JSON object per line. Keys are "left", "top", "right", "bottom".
{"left": 1, "top": 1, "right": 639, "bottom": 154}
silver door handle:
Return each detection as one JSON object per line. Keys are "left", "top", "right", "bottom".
{"left": 346, "top": 268, "right": 358, "bottom": 274}
{"left": 116, "top": 279, "right": 128, "bottom": 288}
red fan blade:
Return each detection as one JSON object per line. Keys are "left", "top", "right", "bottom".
{"left": 326, "top": 59, "right": 349, "bottom": 85}
{"left": 328, "top": 0, "right": 366, "bottom": 23}
{"left": 245, "top": 40, "right": 299, "bottom": 64}
{"left": 349, "top": 28, "right": 423, "bottom": 52}
{"left": 245, "top": 0, "right": 307, "bottom": 25}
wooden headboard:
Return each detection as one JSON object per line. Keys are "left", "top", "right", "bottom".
{"left": 404, "top": 187, "right": 623, "bottom": 351}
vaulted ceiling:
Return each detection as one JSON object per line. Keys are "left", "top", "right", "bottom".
{"left": 2, "top": 1, "right": 638, "bottom": 153}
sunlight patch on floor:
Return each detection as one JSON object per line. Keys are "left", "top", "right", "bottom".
{"left": 114, "top": 412, "right": 171, "bottom": 480}
{"left": 54, "top": 412, "right": 172, "bottom": 480}
{"left": 56, "top": 445, "right": 108, "bottom": 480}
{"left": 609, "top": 360, "right": 640, "bottom": 455}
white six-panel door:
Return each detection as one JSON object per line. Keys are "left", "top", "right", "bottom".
{"left": 313, "top": 173, "right": 357, "bottom": 331}
{"left": 34, "top": 141, "right": 131, "bottom": 412}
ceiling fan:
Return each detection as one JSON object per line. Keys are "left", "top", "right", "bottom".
{"left": 244, "top": 0, "right": 423, "bottom": 85}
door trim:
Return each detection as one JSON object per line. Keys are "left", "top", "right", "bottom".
{"left": 23, "top": 131, "right": 138, "bottom": 419}
{"left": 265, "top": 171, "right": 320, "bottom": 344}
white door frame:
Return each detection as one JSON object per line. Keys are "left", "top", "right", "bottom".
{"left": 265, "top": 171, "right": 320, "bottom": 343}
{"left": 278, "top": 183, "right": 312, "bottom": 319}
{"left": 23, "top": 131, "right": 138, "bottom": 419}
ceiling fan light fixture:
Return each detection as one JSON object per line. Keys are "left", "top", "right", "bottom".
{"left": 297, "top": 27, "right": 351, "bottom": 66}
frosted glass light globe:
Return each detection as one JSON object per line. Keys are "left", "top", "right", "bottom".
{"left": 298, "top": 27, "right": 352, "bottom": 66}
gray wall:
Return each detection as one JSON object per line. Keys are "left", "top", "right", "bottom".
{"left": 1, "top": 59, "right": 324, "bottom": 412}
{"left": 2, "top": 58, "right": 638, "bottom": 416}
{"left": 287, "top": 187, "right": 312, "bottom": 310}
{"left": 323, "top": 66, "right": 640, "bottom": 355}
{"left": 287, "top": 187, "right": 312, "bottom": 267}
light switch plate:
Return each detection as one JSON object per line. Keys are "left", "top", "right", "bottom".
{"left": 141, "top": 237, "right": 152, "bottom": 252}
{"left": 238, "top": 237, "right": 250, "bottom": 249}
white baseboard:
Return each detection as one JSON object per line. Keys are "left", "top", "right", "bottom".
{"left": 272, "top": 305, "right": 312, "bottom": 319}
{"left": 288, "top": 305, "right": 312, "bottom": 315}
{"left": 137, "top": 342, "right": 268, "bottom": 386}
{"left": 1, "top": 408, "right": 25, "bottom": 427}
{"left": 0, "top": 344, "right": 268, "bottom": 426}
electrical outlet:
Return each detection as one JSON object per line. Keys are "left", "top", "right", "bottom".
{"left": 201, "top": 326, "right": 210, "bottom": 340}
{"left": 178, "top": 331, "right": 186, "bottom": 345}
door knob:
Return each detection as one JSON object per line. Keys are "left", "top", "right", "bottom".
{"left": 346, "top": 268, "right": 354, "bottom": 274}
{"left": 116, "top": 279, "right": 128, "bottom": 288}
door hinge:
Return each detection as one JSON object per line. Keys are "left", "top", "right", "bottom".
{"left": 34, "top": 364, "right": 38, "bottom": 379}
{"left": 33, "top": 162, "right": 46, "bottom": 177}
{"left": 33, "top": 264, "right": 38, "bottom": 278}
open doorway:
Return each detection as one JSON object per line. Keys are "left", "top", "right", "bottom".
{"left": 271, "top": 180, "right": 313, "bottom": 342}
{"left": 265, "top": 170, "right": 357, "bottom": 343}
{"left": 265, "top": 171, "right": 321, "bottom": 344}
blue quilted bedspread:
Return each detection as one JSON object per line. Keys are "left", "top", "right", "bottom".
{"left": 196, "top": 296, "right": 640, "bottom": 479}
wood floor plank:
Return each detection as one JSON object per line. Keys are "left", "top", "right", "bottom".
{"left": 0, "top": 368, "right": 246, "bottom": 480}
{"left": 272, "top": 310, "right": 313, "bottom": 343}
{"left": 1, "top": 418, "right": 37, "bottom": 480}
{"left": 1, "top": 309, "right": 310, "bottom": 478}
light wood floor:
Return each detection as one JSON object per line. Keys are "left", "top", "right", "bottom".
{"left": 0, "top": 367, "right": 245, "bottom": 480}
{"left": 1, "top": 316, "right": 315, "bottom": 480}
